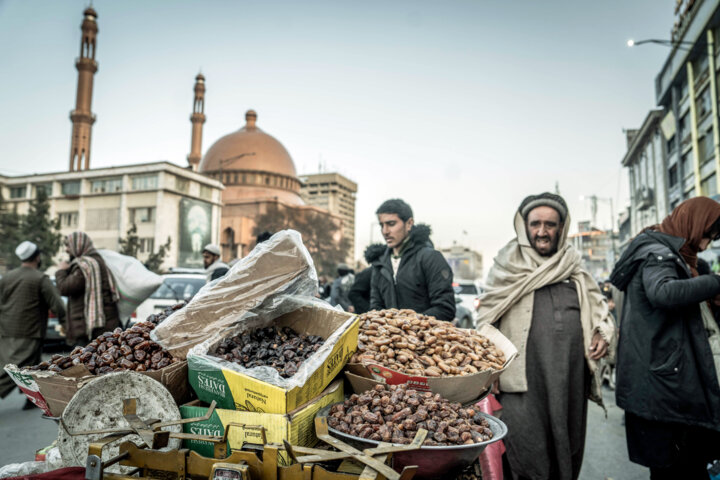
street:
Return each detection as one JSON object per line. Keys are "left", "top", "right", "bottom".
{"left": 0, "top": 364, "right": 648, "bottom": 479}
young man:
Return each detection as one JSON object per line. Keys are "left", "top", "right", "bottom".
{"left": 202, "top": 243, "right": 229, "bottom": 282}
{"left": 477, "top": 192, "right": 614, "bottom": 480}
{"left": 370, "top": 199, "right": 455, "bottom": 320}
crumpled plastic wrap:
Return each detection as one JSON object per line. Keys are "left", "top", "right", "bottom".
{"left": 0, "top": 461, "right": 48, "bottom": 479}
{"left": 188, "top": 294, "right": 354, "bottom": 390}
{"left": 151, "top": 230, "right": 318, "bottom": 359}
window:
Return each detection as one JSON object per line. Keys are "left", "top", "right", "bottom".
{"left": 129, "top": 207, "right": 155, "bottom": 223}
{"left": 85, "top": 208, "right": 119, "bottom": 230}
{"left": 702, "top": 174, "right": 718, "bottom": 196}
{"left": 697, "top": 88, "right": 712, "bottom": 118}
{"left": 702, "top": 131, "right": 715, "bottom": 161}
{"left": 175, "top": 176, "right": 189, "bottom": 193}
{"left": 200, "top": 184, "right": 212, "bottom": 200}
{"left": 131, "top": 174, "right": 158, "bottom": 191}
{"left": 681, "top": 151, "right": 694, "bottom": 177}
{"left": 61, "top": 181, "right": 81, "bottom": 196}
{"left": 9, "top": 186, "right": 26, "bottom": 199}
{"left": 150, "top": 277, "right": 206, "bottom": 300}
{"left": 669, "top": 165, "right": 679, "bottom": 187}
{"left": 91, "top": 177, "right": 122, "bottom": 193}
{"left": 139, "top": 238, "right": 154, "bottom": 254}
{"left": 58, "top": 212, "right": 79, "bottom": 228}
{"left": 35, "top": 183, "right": 52, "bottom": 197}
{"left": 680, "top": 80, "right": 689, "bottom": 99}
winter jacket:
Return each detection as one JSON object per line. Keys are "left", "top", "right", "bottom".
{"left": 348, "top": 267, "right": 373, "bottom": 314}
{"left": 370, "top": 225, "right": 456, "bottom": 320}
{"left": 610, "top": 230, "right": 720, "bottom": 431}
{"left": 56, "top": 253, "right": 120, "bottom": 346}
{"left": 330, "top": 273, "right": 354, "bottom": 311}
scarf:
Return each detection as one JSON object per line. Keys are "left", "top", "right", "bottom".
{"left": 66, "top": 232, "right": 119, "bottom": 336}
{"left": 655, "top": 196, "right": 720, "bottom": 277}
{"left": 477, "top": 210, "right": 615, "bottom": 400}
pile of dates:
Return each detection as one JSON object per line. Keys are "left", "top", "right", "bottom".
{"left": 32, "top": 322, "right": 179, "bottom": 374}
{"left": 211, "top": 326, "right": 325, "bottom": 378}
{"left": 351, "top": 309, "right": 506, "bottom": 377}
{"left": 145, "top": 301, "right": 186, "bottom": 325}
{"left": 327, "top": 384, "right": 493, "bottom": 446}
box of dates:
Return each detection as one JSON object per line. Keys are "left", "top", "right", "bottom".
{"left": 187, "top": 300, "right": 358, "bottom": 415}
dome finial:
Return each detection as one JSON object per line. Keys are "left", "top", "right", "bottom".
{"left": 246, "top": 110, "right": 257, "bottom": 128}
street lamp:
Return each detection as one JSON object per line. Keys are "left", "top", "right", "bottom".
{"left": 626, "top": 38, "right": 694, "bottom": 50}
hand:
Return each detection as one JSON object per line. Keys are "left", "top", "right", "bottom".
{"left": 588, "top": 332, "right": 608, "bottom": 360}
{"left": 56, "top": 324, "right": 66, "bottom": 338}
{"left": 348, "top": 305, "right": 356, "bottom": 313}
{"left": 57, "top": 260, "right": 70, "bottom": 270}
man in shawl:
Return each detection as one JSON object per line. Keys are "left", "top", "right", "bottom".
{"left": 477, "top": 192, "right": 615, "bottom": 480}
{"left": 56, "top": 232, "right": 120, "bottom": 346}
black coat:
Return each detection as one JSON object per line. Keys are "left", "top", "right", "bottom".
{"left": 348, "top": 267, "right": 372, "bottom": 314}
{"left": 370, "top": 225, "right": 456, "bottom": 320}
{"left": 610, "top": 231, "right": 720, "bottom": 432}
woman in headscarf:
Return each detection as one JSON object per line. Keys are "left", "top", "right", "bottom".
{"left": 610, "top": 197, "right": 720, "bottom": 478}
{"left": 55, "top": 231, "right": 119, "bottom": 346}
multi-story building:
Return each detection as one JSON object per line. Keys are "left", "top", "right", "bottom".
{"left": 568, "top": 221, "right": 617, "bottom": 280}
{"left": 438, "top": 244, "right": 483, "bottom": 281}
{"left": 622, "top": 109, "right": 669, "bottom": 237}
{"left": 655, "top": 0, "right": 720, "bottom": 205}
{"left": 299, "top": 172, "right": 357, "bottom": 258}
{"left": 0, "top": 162, "right": 223, "bottom": 271}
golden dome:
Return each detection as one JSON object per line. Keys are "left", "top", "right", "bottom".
{"left": 199, "top": 110, "right": 297, "bottom": 178}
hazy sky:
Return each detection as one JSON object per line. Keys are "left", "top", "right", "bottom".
{"left": 0, "top": 1, "right": 675, "bottom": 274}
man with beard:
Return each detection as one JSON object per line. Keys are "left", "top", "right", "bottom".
{"left": 370, "top": 199, "right": 455, "bottom": 320}
{"left": 477, "top": 192, "right": 615, "bottom": 480}
{"left": 0, "top": 241, "right": 66, "bottom": 407}
{"left": 202, "top": 244, "right": 229, "bottom": 282}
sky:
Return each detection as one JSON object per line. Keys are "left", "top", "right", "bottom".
{"left": 0, "top": 1, "right": 676, "bottom": 275}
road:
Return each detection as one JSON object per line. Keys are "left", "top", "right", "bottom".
{"left": 0, "top": 357, "right": 648, "bottom": 478}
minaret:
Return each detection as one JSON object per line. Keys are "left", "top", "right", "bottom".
{"left": 187, "top": 73, "right": 206, "bottom": 171}
{"left": 68, "top": 7, "right": 99, "bottom": 171}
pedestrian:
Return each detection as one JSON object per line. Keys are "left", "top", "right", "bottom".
{"left": 56, "top": 232, "right": 120, "bottom": 347}
{"left": 477, "top": 192, "right": 614, "bottom": 480}
{"left": 609, "top": 196, "right": 720, "bottom": 478}
{"left": 0, "top": 241, "right": 66, "bottom": 407}
{"left": 349, "top": 243, "right": 386, "bottom": 314}
{"left": 201, "top": 243, "right": 229, "bottom": 282}
{"left": 330, "top": 264, "right": 355, "bottom": 312}
{"left": 370, "top": 199, "right": 455, "bottom": 320}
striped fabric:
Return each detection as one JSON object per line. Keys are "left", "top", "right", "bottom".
{"left": 66, "top": 232, "right": 119, "bottom": 335}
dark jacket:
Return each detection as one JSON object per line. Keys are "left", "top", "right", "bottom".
{"left": 0, "top": 266, "right": 66, "bottom": 339}
{"left": 370, "top": 225, "right": 455, "bottom": 320}
{"left": 349, "top": 267, "right": 373, "bottom": 314}
{"left": 56, "top": 253, "right": 120, "bottom": 346}
{"left": 610, "top": 231, "right": 720, "bottom": 432}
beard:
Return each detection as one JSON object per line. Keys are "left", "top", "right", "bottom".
{"left": 531, "top": 233, "right": 559, "bottom": 257}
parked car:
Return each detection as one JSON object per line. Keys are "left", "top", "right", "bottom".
{"left": 452, "top": 279, "right": 482, "bottom": 326}
{"left": 453, "top": 296, "right": 474, "bottom": 329}
{"left": 132, "top": 273, "right": 206, "bottom": 324}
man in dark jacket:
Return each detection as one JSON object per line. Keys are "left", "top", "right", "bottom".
{"left": 610, "top": 197, "right": 720, "bottom": 477}
{"left": 370, "top": 199, "right": 455, "bottom": 320}
{"left": 349, "top": 243, "right": 386, "bottom": 314}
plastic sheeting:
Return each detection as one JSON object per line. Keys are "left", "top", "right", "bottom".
{"left": 188, "top": 294, "right": 354, "bottom": 390}
{"left": 151, "top": 230, "right": 318, "bottom": 359}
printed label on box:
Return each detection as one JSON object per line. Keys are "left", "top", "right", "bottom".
{"left": 365, "top": 364, "right": 431, "bottom": 391}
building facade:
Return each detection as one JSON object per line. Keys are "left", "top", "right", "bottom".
{"left": 439, "top": 245, "right": 483, "bottom": 281}
{"left": 568, "top": 221, "right": 617, "bottom": 281}
{"left": 299, "top": 172, "right": 357, "bottom": 259}
{"left": 0, "top": 162, "right": 223, "bottom": 271}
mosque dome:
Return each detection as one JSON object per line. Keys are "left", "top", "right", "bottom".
{"left": 200, "top": 110, "right": 303, "bottom": 205}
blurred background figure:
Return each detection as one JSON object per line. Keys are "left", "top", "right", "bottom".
{"left": 330, "top": 263, "right": 355, "bottom": 312}
{"left": 201, "top": 243, "right": 228, "bottom": 281}
{"left": 349, "top": 243, "right": 386, "bottom": 314}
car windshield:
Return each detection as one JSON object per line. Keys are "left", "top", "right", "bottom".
{"left": 150, "top": 277, "right": 205, "bottom": 300}
{"left": 454, "top": 284, "right": 478, "bottom": 295}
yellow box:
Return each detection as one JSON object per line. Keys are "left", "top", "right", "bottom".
{"left": 181, "top": 379, "right": 343, "bottom": 465}
{"left": 188, "top": 304, "right": 358, "bottom": 414}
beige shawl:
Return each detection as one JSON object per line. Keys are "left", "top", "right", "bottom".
{"left": 477, "top": 211, "right": 615, "bottom": 402}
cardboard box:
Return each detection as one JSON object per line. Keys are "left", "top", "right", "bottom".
{"left": 345, "top": 323, "right": 517, "bottom": 405}
{"left": 188, "top": 304, "right": 358, "bottom": 414}
{"left": 180, "top": 379, "right": 343, "bottom": 465}
{"left": 4, "top": 360, "right": 189, "bottom": 418}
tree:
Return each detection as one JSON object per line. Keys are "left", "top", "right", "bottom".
{"left": 252, "top": 204, "right": 351, "bottom": 277}
{"left": 0, "top": 195, "right": 23, "bottom": 270}
{"left": 145, "top": 236, "right": 171, "bottom": 273}
{"left": 21, "top": 188, "right": 63, "bottom": 269}
{"left": 118, "top": 223, "right": 141, "bottom": 257}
